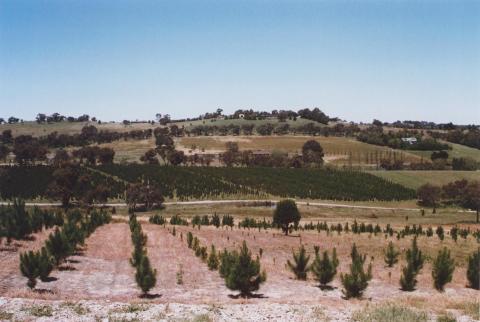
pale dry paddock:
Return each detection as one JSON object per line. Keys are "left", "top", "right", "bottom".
{"left": 0, "top": 218, "right": 477, "bottom": 321}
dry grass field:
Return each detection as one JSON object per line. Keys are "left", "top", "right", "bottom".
{"left": 177, "top": 135, "right": 423, "bottom": 165}
{"left": 0, "top": 121, "right": 156, "bottom": 137}
{"left": 1, "top": 204, "right": 478, "bottom": 321}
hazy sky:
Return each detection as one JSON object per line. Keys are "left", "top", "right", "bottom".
{"left": 1, "top": 0, "right": 479, "bottom": 124}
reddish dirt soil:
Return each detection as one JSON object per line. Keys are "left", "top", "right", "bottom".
{"left": 0, "top": 228, "right": 53, "bottom": 297}
{"left": 1, "top": 221, "right": 477, "bottom": 312}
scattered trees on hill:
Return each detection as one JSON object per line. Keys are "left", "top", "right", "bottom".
{"left": 340, "top": 244, "right": 372, "bottom": 298}
{"left": 273, "top": 199, "right": 301, "bottom": 235}
{"left": 422, "top": 179, "right": 480, "bottom": 222}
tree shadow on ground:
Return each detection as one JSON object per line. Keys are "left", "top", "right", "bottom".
{"left": 228, "top": 293, "right": 268, "bottom": 299}
{"left": 58, "top": 265, "right": 76, "bottom": 271}
{"left": 34, "top": 288, "right": 54, "bottom": 294}
{"left": 318, "top": 285, "right": 336, "bottom": 291}
{"left": 67, "top": 259, "right": 80, "bottom": 264}
{"left": 139, "top": 293, "right": 162, "bottom": 299}
{"left": 40, "top": 276, "right": 58, "bottom": 282}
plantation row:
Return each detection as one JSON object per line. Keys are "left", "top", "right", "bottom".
{"left": 184, "top": 230, "right": 266, "bottom": 297}
{"left": 167, "top": 227, "right": 480, "bottom": 299}
{"left": 0, "top": 166, "right": 125, "bottom": 201}
{"left": 129, "top": 214, "right": 157, "bottom": 296}
{"left": 98, "top": 165, "right": 416, "bottom": 201}
{"left": 0, "top": 200, "right": 64, "bottom": 242}
{"left": 149, "top": 213, "right": 480, "bottom": 243}
{"left": 19, "top": 209, "right": 111, "bottom": 289}
{"left": 98, "top": 164, "right": 266, "bottom": 200}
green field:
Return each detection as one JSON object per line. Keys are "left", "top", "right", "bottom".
{"left": 368, "top": 170, "right": 480, "bottom": 189}
{"left": 408, "top": 141, "right": 480, "bottom": 162}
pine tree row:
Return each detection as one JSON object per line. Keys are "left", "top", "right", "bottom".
{"left": 129, "top": 214, "right": 157, "bottom": 297}
{"left": 185, "top": 231, "right": 267, "bottom": 297}
{"left": 286, "top": 239, "right": 479, "bottom": 299}
{"left": 0, "top": 199, "right": 63, "bottom": 243}
{"left": 19, "top": 209, "right": 111, "bottom": 289}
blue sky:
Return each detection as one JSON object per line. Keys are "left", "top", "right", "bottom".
{"left": 0, "top": 0, "right": 479, "bottom": 123}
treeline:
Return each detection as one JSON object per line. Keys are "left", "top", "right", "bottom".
{"left": 0, "top": 165, "right": 125, "bottom": 204}
{"left": 149, "top": 213, "right": 235, "bottom": 228}
{"left": 19, "top": 208, "right": 111, "bottom": 289}
{"left": 186, "top": 122, "right": 357, "bottom": 137}
{"left": 431, "top": 128, "right": 480, "bottom": 150}
{"left": 417, "top": 179, "right": 480, "bottom": 221}
{"left": 357, "top": 126, "right": 450, "bottom": 151}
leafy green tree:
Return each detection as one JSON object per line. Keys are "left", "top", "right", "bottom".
{"left": 340, "top": 244, "right": 372, "bottom": 299}
{"left": 432, "top": 247, "right": 455, "bottom": 291}
{"left": 311, "top": 247, "right": 339, "bottom": 287}
{"left": 207, "top": 245, "right": 219, "bottom": 270}
{"left": 19, "top": 251, "right": 39, "bottom": 289}
{"left": 417, "top": 183, "right": 441, "bottom": 213}
{"left": 135, "top": 255, "right": 157, "bottom": 296}
{"left": 273, "top": 199, "right": 301, "bottom": 235}
{"left": 287, "top": 244, "right": 311, "bottom": 280}
{"left": 225, "top": 241, "right": 266, "bottom": 297}
{"left": 467, "top": 250, "right": 480, "bottom": 290}
{"left": 302, "top": 140, "right": 324, "bottom": 165}
{"left": 38, "top": 247, "right": 53, "bottom": 282}
{"left": 384, "top": 241, "right": 400, "bottom": 267}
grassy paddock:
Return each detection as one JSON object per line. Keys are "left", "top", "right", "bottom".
{"left": 0, "top": 121, "right": 156, "bottom": 137}
{"left": 177, "top": 135, "right": 422, "bottom": 164}
{"left": 368, "top": 170, "right": 480, "bottom": 189}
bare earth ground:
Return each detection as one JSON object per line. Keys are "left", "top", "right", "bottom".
{"left": 1, "top": 216, "right": 478, "bottom": 321}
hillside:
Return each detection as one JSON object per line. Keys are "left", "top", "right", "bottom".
{"left": 368, "top": 170, "right": 480, "bottom": 189}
